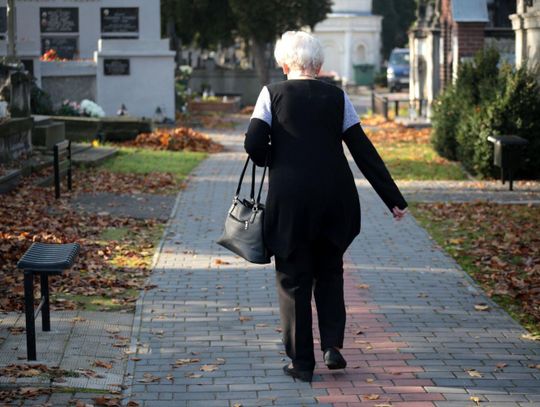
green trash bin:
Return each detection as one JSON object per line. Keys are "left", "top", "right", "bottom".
{"left": 353, "top": 64, "right": 375, "bottom": 86}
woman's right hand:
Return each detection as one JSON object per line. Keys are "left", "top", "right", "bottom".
{"left": 392, "top": 206, "right": 408, "bottom": 221}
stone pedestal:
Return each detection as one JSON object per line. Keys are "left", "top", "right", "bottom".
{"left": 0, "top": 117, "right": 33, "bottom": 163}
{"left": 95, "top": 39, "right": 175, "bottom": 119}
{"left": 511, "top": 1, "right": 540, "bottom": 72}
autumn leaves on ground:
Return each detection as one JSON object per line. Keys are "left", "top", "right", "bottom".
{"left": 0, "top": 124, "right": 221, "bottom": 314}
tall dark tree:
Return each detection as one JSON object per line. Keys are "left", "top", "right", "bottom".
{"left": 161, "top": 0, "right": 332, "bottom": 85}
{"left": 161, "top": 0, "right": 236, "bottom": 50}
{"left": 373, "top": 0, "right": 417, "bottom": 61}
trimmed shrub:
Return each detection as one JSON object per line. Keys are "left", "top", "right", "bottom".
{"left": 431, "top": 48, "right": 500, "bottom": 162}
{"left": 431, "top": 48, "right": 540, "bottom": 179}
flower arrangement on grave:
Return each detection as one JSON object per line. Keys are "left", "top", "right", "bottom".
{"left": 80, "top": 99, "right": 105, "bottom": 118}
{"left": 57, "top": 99, "right": 106, "bottom": 118}
{"left": 40, "top": 49, "right": 63, "bottom": 62}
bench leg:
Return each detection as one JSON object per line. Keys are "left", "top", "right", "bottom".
{"left": 40, "top": 273, "right": 51, "bottom": 332}
{"left": 24, "top": 270, "right": 37, "bottom": 361}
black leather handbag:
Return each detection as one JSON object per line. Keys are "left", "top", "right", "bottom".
{"left": 216, "top": 154, "right": 272, "bottom": 264}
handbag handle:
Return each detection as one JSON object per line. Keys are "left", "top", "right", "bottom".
{"left": 235, "top": 153, "right": 268, "bottom": 205}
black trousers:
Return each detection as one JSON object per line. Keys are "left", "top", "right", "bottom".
{"left": 274, "top": 236, "right": 346, "bottom": 371}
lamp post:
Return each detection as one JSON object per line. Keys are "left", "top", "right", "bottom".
{"left": 6, "top": 0, "right": 17, "bottom": 62}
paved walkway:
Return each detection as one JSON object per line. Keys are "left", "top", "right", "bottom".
{"left": 124, "top": 124, "right": 540, "bottom": 407}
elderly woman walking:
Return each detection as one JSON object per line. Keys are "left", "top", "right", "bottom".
{"left": 244, "top": 31, "right": 408, "bottom": 382}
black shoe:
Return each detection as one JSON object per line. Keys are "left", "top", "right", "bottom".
{"left": 282, "top": 363, "right": 313, "bottom": 382}
{"left": 323, "top": 347, "right": 347, "bottom": 370}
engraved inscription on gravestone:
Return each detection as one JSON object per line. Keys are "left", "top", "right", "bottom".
{"left": 40, "top": 7, "right": 79, "bottom": 33}
{"left": 104, "top": 59, "right": 130, "bottom": 76}
{"left": 101, "top": 8, "right": 139, "bottom": 34}
{"left": 41, "top": 37, "right": 78, "bottom": 59}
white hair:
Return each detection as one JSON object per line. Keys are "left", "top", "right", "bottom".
{"left": 274, "top": 31, "right": 324, "bottom": 75}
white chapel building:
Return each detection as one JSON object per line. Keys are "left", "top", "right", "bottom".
{"left": 313, "top": 0, "right": 382, "bottom": 83}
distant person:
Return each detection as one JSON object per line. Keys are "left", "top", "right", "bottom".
{"left": 244, "top": 31, "right": 408, "bottom": 382}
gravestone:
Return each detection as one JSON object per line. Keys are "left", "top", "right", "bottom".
{"left": 101, "top": 7, "right": 138, "bottom": 38}
{"left": 0, "top": 63, "right": 33, "bottom": 163}
{"left": 40, "top": 7, "right": 79, "bottom": 33}
{"left": 0, "top": 7, "right": 6, "bottom": 39}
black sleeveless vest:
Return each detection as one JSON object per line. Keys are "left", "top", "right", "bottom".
{"left": 256, "top": 79, "right": 361, "bottom": 259}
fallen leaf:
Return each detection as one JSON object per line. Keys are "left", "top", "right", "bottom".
{"left": 200, "top": 364, "right": 218, "bottom": 372}
{"left": 470, "top": 395, "right": 481, "bottom": 405}
{"left": 172, "top": 358, "right": 200, "bottom": 368}
{"left": 521, "top": 333, "right": 540, "bottom": 341}
{"left": 94, "top": 360, "right": 114, "bottom": 369}
{"left": 466, "top": 368, "right": 483, "bottom": 378}
{"left": 137, "top": 373, "right": 160, "bottom": 383}
{"left": 364, "top": 393, "right": 380, "bottom": 400}
{"left": 474, "top": 303, "right": 490, "bottom": 311}
{"left": 184, "top": 372, "right": 202, "bottom": 378}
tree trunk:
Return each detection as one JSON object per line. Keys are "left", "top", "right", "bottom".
{"left": 251, "top": 38, "right": 270, "bottom": 86}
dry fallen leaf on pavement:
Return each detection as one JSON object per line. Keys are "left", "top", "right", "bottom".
{"left": 94, "top": 360, "right": 114, "bottom": 369}
{"left": 355, "top": 284, "right": 370, "bottom": 289}
{"left": 239, "top": 316, "right": 252, "bottom": 322}
{"left": 106, "top": 328, "right": 121, "bottom": 334}
{"left": 521, "top": 333, "right": 540, "bottom": 341}
{"left": 470, "top": 395, "right": 482, "bottom": 405}
{"left": 166, "top": 373, "right": 174, "bottom": 382}
{"left": 185, "top": 372, "right": 203, "bottom": 378}
{"left": 364, "top": 393, "right": 380, "bottom": 400}
{"left": 137, "top": 373, "right": 160, "bottom": 383}
{"left": 495, "top": 362, "right": 507, "bottom": 370}
{"left": 214, "top": 259, "right": 230, "bottom": 265}
{"left": 474, "top": 303, "right": 490, "bottom": 311}
{"left": 200, "top": 364, "right": 218, "bottom": 372}
{"left": 374, "top": 404, "right": 392, "bottom": 407}
{"left": 466, "top": 368, "right": 483, "bottom": 378}
{"left": 126, "top": 402, "right": 140, "bottom": 407}
{"left": 172, "top": 358, "right": 200, "bottom": 367}
{"left": 93, "top": 396, "right": 123, "bottom": 407}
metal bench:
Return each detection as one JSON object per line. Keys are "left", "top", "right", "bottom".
{"left": 17, "top": 242, "right": 80, "bottom": 360}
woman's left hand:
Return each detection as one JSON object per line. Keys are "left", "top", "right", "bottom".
{"left": 392, "top": 206, "right": 408, "bottom": 221}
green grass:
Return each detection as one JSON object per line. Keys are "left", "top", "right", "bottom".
{"left": 376, "top": 142, "right": 467, "bottom": 180}
{"left": 53, "top": 290, "right": 140, "bottom": 312}
{"left": 101, "top": 147, "right": 207, "bottom": 180}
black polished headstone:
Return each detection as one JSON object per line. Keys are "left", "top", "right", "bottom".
{"left": 0, "top": 7, "right": 6, "bottom": 34}
{"left": 41, "top": 37, "right": 78, "bottom": 59}
{"left": 21, "top": 60, "right": 35, "bottom": 77}
{"left": 104, "top": 59, "right": 130, "bottom": 76}
{"left": 101, "top": 8, "right": 139, "bottom": 33}
{"left": 40, "top": 7, "right": 79, "bottom": 33}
